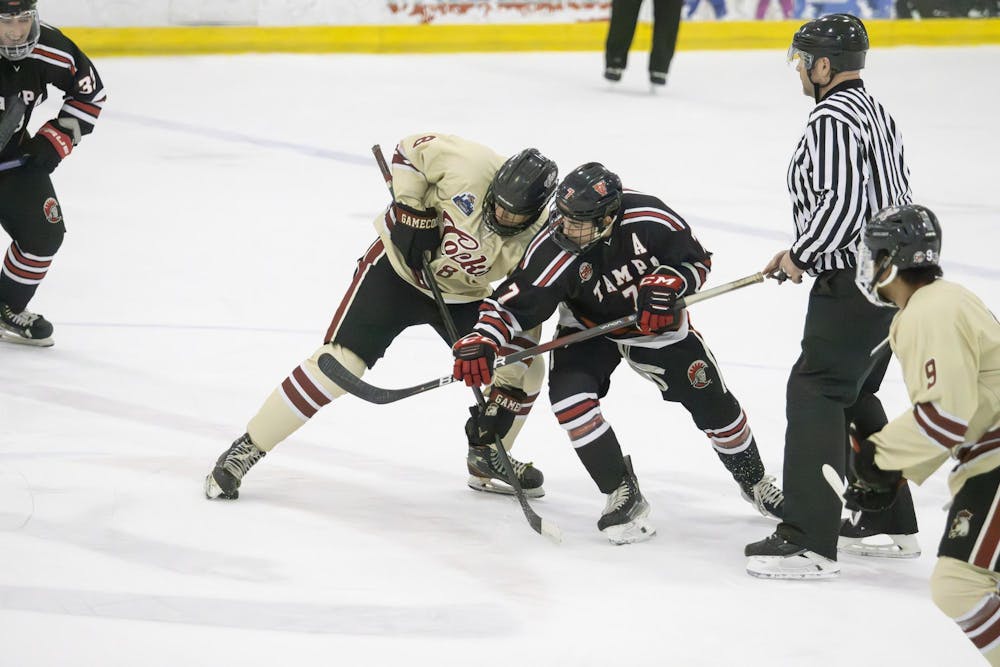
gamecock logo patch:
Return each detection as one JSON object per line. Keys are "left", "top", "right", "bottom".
{"left": 949, "top": 509, "right": 973, "bottom": 539}
{"left": 43, "top": 197, "right": 62, "bottom": 224}
{"left": 687, "top": 360, "right": 712, "bottom": 389}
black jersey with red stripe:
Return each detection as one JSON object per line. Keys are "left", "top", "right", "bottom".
{"left": 474, "top": 189, "right": 712, "bottom": 349}
{"left": 0, "top": 23, "right": 105, "bottom": 160}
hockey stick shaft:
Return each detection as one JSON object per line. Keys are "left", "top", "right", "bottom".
{"left": 494, "top": 271, "right": 765, "bottom": 367}
{"left": 0, "top": 95, "right": 26, "bottom": 152}
{"left": 370, "top": 144, "right": 560, "bottom": 542}
{"left": 318, "top": 271, "right": 766, "bottom": 406}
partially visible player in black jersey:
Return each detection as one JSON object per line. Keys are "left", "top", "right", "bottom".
{"left": 0, "top": 0, "right": 106, "bottom": 346}
{"left": 453, "top": 162, "right": 784, "bottom": 544}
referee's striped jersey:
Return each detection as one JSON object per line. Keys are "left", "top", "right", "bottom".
{"left": 787, "top": 79, "right": 911, "bottom": 274}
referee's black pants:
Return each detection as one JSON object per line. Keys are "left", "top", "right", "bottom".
{"left": 605, "top": 0, "right": 684, "bottom": 75}
{"left": 776, "top": 269, "right": 913, "bottom": 560}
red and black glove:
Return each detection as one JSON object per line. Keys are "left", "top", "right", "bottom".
{"left": 389, "top": 202, "right": 439, "bottom": 270}
{"left": 22, "top": 122, "right": 74, "bottom": 174}
{"left": 636, "top": 273, "right": 684, "bottom": 334}
{"left": 844, "top": 433, "right": 904, "bottom": 512}
{"left": 452, "top": 333, "right": 499, "bottom": 387}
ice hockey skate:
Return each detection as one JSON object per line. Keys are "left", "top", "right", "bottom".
{"left": 745, "top": 533, "right": 840, "bottom": 579}
{"left": 0, "top": 302, "right": 53, "bottom": 347}
{"left": 467, "top": 443, "right": 544, "bottom": 498}
{"left": 838, "top": 518, "right": 920, "bottom": 558}
{"left": 740, "top": 474, "right": 785, "bottom": 519}
{"left": 204, "top": 433, "right": 266, "bottom": 500}
{"left": 603, "top": 66, "right": 623, "bottom": 83}
{"left": 649, "top": 71, "right": 667, "bottom": 93}
{"left": 598, "top": 455, "right": 655, "bottom": 545}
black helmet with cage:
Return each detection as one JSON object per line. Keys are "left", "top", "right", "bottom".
{"left": 551, "top": 162, "right": 623, "bottom": 255}
{"left": 788, "top": 13, "right": 868, "bottom": 75}
{"left": 856, "top": 204, "right": 942, "bottom": 306}
{"left": 482, "top": 148, "right": 558, "bottom": 237}
{"left": 0, "top": 0, "right": 39, "bottom": 61}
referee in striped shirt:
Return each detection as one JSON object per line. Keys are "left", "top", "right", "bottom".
{"left": 745, "top": 14, "right": 918, "bottom": 579}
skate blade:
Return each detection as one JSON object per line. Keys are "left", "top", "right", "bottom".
{"left": 838, "top": 535, "right": 921, "bottom": 559}
{"left": 746, "top": 554, "right": 841, "bottom": 580}
{"left": 467, "top": 475, "right": 544, "bottom": 499}
{"left": 204, "top": 473, "right": 238, "bottom": 500}
{"left": 601, "top": 517, "right": 656, "bottom": 545}
{"left": 0, "top": 330, "right": 53, "bottom": 347}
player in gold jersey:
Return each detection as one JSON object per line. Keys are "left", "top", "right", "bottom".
{"left": 850, "top": 204, "right": 1000, "bottom": 664}
{"left": 204, "top": 134, "right": 558, "bottom": 502}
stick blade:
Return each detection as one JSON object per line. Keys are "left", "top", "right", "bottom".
{"left": 317, "top": 353, "right": 394, "bottom": 404}
{"left": 540, "top": 519, "right": 563, "bottom": 544}
{"left": 821, "top": 464, "right": 845, "bottom": 504}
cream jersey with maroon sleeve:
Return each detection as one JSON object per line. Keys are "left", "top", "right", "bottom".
{"left": 374, "top": 133, "right": 551, "bottom": 304}
{"left": 871, "top": 280, "right": 1000, "bottom": 496}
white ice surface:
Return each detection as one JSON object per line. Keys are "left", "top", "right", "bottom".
{"left": 1, "top": 47, "right": 998, "bottom": 666}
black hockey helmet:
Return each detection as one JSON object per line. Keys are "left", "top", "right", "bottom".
{"left": 789, "top": 13, "right": 868, "bottom": 74}
{"left": 551, "top": 162, "right": 623, "bottom": 254}
{"left": 482, "top": 148, "right": 558, "bottom": 237}
{"left": 0, "top": 0, "right": 39, "bottom": 61}
{"left": 856, "top": 204, "right": 942, "bottom": 306}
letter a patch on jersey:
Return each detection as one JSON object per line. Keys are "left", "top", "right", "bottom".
{"left": 632, "top": 233, "right": 647, "bottom": 255}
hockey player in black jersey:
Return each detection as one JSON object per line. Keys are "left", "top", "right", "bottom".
{"left": 0, "top": 0, "right": 105, "bottom": 346}
{"left": 452, "top": 162, "right": 784, "bottom": 544}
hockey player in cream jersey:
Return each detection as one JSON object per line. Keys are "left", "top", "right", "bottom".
{"left": 204, "top": 133, "right": 558, "bottom": 502}
{"left": 850, "top": 204, "right": 1000, "bottom": 664}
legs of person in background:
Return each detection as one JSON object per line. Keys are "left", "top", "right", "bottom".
{"left": 649, "top": 0, "right": 683, "bottom": 89}
{"left": 605, "top": 0, "right": 643, "bottom": 82}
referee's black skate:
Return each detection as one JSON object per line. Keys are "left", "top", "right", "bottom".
{"left": 204, "top": 433, "right": 266, "bottom": 500}
{"left": 0, "top": 302, "right": 53, "bottom": 347}
{"left": 467, "top": 444, "right": 544, "bottom": 498}
{"left": 598, "top": 455, "right": 655, "bottom": 545}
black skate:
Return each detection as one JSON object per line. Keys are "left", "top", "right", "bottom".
{"left": 598, "top": 455, "right": 655, "bottom": 545}
{"left": 204, "top": 433, "right": 265, "bottom": 500}
{"left": 838, "top": 518, "right": 920, "bottom": 558}
{"left": 467, "top": 444, "right": 544, "bottom": 498}
{"left": 604, "top": 67, "right": 623, "bottom": 82}
{"left": 745, "top": 532, "right": 840, "bottom": 579}
{"left": 740, "top": 474, "right": 785, "bottom": 519}
{"left": 0, "top": 302, "right": 53, "bottom": 347}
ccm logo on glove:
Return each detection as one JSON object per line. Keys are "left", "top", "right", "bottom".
{"left": 636, "top": 273, "right": 684, "bottom": 335}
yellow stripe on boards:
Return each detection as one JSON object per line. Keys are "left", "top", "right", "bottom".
{"left": 62, "top": 18, "right": 1000, "bottom": 57}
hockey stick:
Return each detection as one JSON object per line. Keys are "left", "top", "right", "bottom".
{"left": 0, "top": 157, "right": 25, "bottom": 172}
{"left": 318, "top": 271, "right": 765, "bottom": 405}
{"left": 0, "top": 95, "right": 26, "bottom": 150}
{"left": 0, "top": 95, "right": 27, "bottom": 173}
{"left": 366, "top": 144, "right": 561, "bottom": 544}
{"left": 821, "top": 463, "right": 861, "bottom": 526}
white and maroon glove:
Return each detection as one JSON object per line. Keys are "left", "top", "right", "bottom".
{"left": 636, "top": 274, "right": 684, "bottom": 334}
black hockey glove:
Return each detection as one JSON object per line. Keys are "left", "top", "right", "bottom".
{"left": 844, "top": 436, "right": 903, "bottom": 512}
{"left": 636, "top": 273, "right": 684, "bottom": 334}
{"left": 22, "top": 122, "right": 74, "bottom": 174}
{"left": 466, "top": 386, "right": 528, "bottom": 446}
{"left": 389, "top": 202, "right": 439, "bottom": 270}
